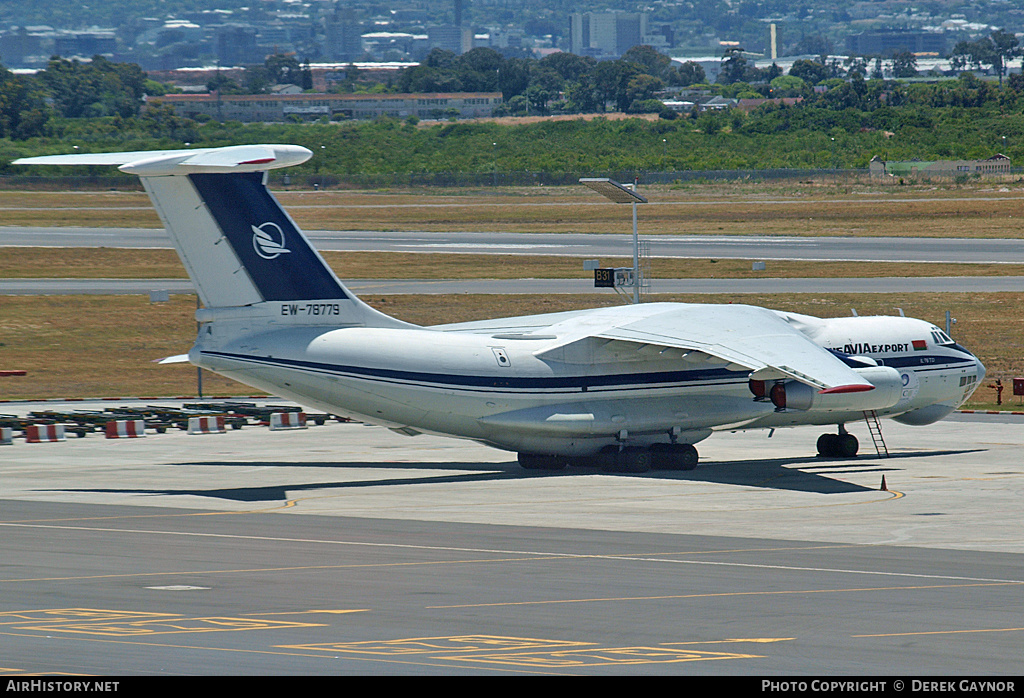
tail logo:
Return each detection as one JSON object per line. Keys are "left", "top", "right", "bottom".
{"left": 251, "top": 222, "right": 291, "bottom": 259}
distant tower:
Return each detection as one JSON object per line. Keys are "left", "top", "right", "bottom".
{"left": 455, "top": 0, "right": 463, "bottom": 26}
{"left": 325, "top": 3, "right": 362, "bottom": 62}
{"left": 770, "top": 23, "right": 778, "bottom": 60}
{"left": 570, "top": 11, "right": 647, "bottom": 58}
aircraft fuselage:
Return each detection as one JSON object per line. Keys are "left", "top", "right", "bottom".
{"left": 194, "top": 305, "right": 983, "bottom": 457}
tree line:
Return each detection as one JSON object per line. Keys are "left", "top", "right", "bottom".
{"left": 3, "top": 33, "right": 1024, "bottom": 177}
{"left": 4, "top": 29, "right": 1021, "bottom": 137}
{"left": 1, "top": 55, "right": 147, "bottom": 139}
{"left": 396, "top": 45, "right": 707, "bottom": 117}
{"left": 5, "top": 74, "right": 1023, "bottom": 177}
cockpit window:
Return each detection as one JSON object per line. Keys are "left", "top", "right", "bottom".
{"left": 930, "top": 328, "right": 955, "bottom": 346}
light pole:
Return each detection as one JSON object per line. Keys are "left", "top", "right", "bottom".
{"left": 579, "top": 178, "right": 648, "bottom": 304}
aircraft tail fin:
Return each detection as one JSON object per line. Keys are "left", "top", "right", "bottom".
{"left": 14, "top": 145, "right": 404, "bottom": 328}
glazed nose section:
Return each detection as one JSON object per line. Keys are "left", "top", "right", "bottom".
{"left": 976, "top": 357, "right": 987, "bottom": 383}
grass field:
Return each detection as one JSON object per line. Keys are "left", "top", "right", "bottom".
{"left": 3, "top": 179, "right": 1024, "bottom": 237}
{"left": 5, "top": 247, "right": 1024, "bottom": 280}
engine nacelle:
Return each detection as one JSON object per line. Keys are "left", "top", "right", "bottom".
{"left": 751, "top": 366, "right": 903, "bottom": 413}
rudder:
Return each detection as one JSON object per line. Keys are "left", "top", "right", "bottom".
{"left": 185, "top": 171, "right": 347, "bottom": 303}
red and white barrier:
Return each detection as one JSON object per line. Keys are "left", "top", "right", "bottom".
{"left": 26, "top": 424, "right": 65, "bottom": 443}
{"left": 269, "top": 412, "right": 307, "bottom": 430}
{"left": 105, "top": 420, "right": 146, "bottom": 439}
{"left": 1, "top": 427, "right": 12, "bottom": 445}
{"left": 187, "top": 415, "right": 225, "bottom": 434}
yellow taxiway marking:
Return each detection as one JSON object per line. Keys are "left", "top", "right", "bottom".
{"left": 3, "top": 624, "right": 751, "bottom": 672}
{"left": 0, "top": 512, "right": 905, "bottom": 561}
{"left": 245, "top": 609, "right": 368, "bottom": 616}
{"left": 278, "top": 634, "right": 761, "bottom": 667}
{"left": 0, "top": 630, "right": 581, "bottom": 675}
{"left": 4, "top": 520, "right": 1018, "bottom": 586}
{"left": 10, "top": 617, "right": 324, "bottom": 637}
{"left": 663, "top": 637, "right": 795, "bottom": 645}
{"left": 280, "top": 635, "right": 590, "bottom": 656}
{"left": 853, "top": 627, "right": 1024, "bottom": 638}
{"left": 233, "top": 485, "right": 908, "bottom": 515}
{"left": 0, "top": 609, "right": 175, "bottom": 625}
{"left": 428, "top": 581, "right": 1024, "bottom": 609}
{"left": 443, "top": 646, "right": 759, "bottom": 668}
{"left": 0, "top": 556, "right": 567, "bottom": 584}
{"left": 0, "top": 608, "right": 325, "bottom": 637}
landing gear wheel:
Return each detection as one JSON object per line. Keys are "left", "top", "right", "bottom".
{"left": 816, "top": 433, "right": 838, "bottom": 457}
{"left": 651, "top": 443, "right": 699, "bottom": 471}
{"left": 837, "top": 433, "right": 859, "bottom": 458}
{"left": 517, "top": 453, "right": 567, "bottom": 470}
{"left": 619, "top": 447, "right": 653, "bottom": 473}
{"left": 601, "top": 447, "right": 652, "bottom": 473}
{"left": 816, "top": 433, "right": 859, "bottom": 458}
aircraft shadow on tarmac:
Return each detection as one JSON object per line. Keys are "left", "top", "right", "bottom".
{"left": 47, "top": 448, "right": 980, "bottom": 502}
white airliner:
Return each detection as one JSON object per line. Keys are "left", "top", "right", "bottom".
{"left": 14, "top": 144, "right": 985, "bottom": 471}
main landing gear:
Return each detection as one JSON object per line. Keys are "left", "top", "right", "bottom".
{"left": 518, "top": 442, "right": 699, "bottom": 473}
{"left": 816, "top": 425, "right": 859, "bottom": 458}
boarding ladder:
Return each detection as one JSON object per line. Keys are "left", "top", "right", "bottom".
{"left": 863, "top": 410, "right": 889, "bottom": 458}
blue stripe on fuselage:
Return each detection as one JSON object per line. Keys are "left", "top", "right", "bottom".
{"left": 201, "top": 350, "right": 746, "bottom": 393}
{"left": 828, "top": 348, "right": 975, "bottom": 371}
{"left": 868, "top": 354, "right": 975, "bottom": 370}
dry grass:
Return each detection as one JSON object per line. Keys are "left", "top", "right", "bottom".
{"left": 4, "top": 183, "right": 1024, "bottom": 237}
{"left": 0, "top": 248, "right": 188, "bottom": 279}
{"left": 1, "top": 292, "right": 1019, "bottom": 404}
{"left": 4, "top": 247, "right": 1024, "bottom": 281}
{"left": 0, "top": 295, "right": 244, "bottom": 400}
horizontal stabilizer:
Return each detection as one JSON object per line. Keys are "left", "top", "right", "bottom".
{"left": 13, "top": 144, "right": 311, "bottom": 176}
{"left": 155, "top": 354, "right": 191, "bottom": 364}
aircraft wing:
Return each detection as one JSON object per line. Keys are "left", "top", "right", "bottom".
{"left": 533, "top": 303, "right": 872, "bottom": 392}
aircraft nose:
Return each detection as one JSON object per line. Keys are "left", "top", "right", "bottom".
{"left": 976, "top": 357, "right": 986, "bottom": 383}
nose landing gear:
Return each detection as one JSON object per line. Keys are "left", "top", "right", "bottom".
{"left": 816, "top": 425, "right": 859, "bottom": 458}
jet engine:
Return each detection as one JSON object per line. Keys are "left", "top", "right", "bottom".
{"left": 750, "top": 366, "right": 903, "bottom": 413}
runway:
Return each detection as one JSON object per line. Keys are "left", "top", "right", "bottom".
{"left": 1, "top": 402, "right": 1022, "bottom": 675}
{"left": 3, "top": 276, "right": 1023, "bottom": 296}
{"left": 4, "top": 226, "right": 1024, "bottom": 264}
{"left": 4, "top": 226, "right": 1024, "bottom": 296}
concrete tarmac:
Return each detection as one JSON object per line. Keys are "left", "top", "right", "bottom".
{"left": 1, "top": 401, "right": 1021, "bottom": 675}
